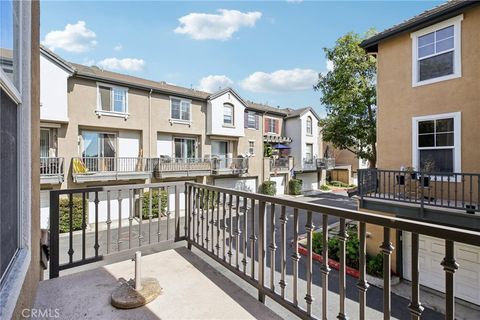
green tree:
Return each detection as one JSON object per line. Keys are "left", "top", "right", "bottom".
{"left": 315, "top": 31, "right": 377, "bottom": 168}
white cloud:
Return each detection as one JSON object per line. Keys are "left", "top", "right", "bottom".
{"left": 42, "top": 21, "right": 97, "bottom": 53}
{"left": 174, "top": 9, "right": 262, "bottom": 41}
{"left": 113, "top": 43, "right": 123, "bottom": 51}
{"left": 97, "top": 58, "right": 146, "bottom": 72}
{"left": 286, "top": 0, "right": 303, "bottom": 3}
{"left": 198, "top": 75, "right": 234, "bottom": 92}
{"left": 240, "top": 68, "right": 318, "bottom": 93}
{"left": 326, "top": 60, "right": 334, "bottom": 72}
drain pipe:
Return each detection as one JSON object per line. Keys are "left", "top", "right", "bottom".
{"left": 148, "top": 89, "right": 153, "bottom": 158}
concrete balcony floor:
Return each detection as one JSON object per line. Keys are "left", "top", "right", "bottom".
{"left": 34, "top": 248, "right": 281, "bottom": 320}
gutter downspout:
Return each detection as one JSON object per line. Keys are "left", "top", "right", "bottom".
{"left": 148, "top": 89, "right": 152, "bottom": 158}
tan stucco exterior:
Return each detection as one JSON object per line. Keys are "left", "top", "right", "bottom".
{"left": 376, "top": 6, "right": 480, "bottom": 173}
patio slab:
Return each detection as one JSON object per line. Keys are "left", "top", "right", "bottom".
{"left": 33, "top": 248, "right": 281, "bottom": 320}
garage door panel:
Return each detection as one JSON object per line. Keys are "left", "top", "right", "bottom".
{"left": 403, "top": 232, "right": 480, "bottom": 305}
{"left": 270, "top": 176, "right": 285, "bottom": 195}
{"left": 214, "top": 178, "right": 257, "bottom": 193}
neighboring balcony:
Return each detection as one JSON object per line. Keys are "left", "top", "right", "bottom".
{"left": 270, "top": 157, "right": 290, "bottom": 173}
{"left": 358, "top": 168, "right": 480, "bottom": 229}
{"left": 153, "top": 158, "right": 212, "bottom": 179}
{"left": 211, "top": 157, "right": 248, "bottom": 175}
{"left": 41, "top": 182, "right": 480, "bottom": 319}
{"left": 72, "top": 157, "right": 152, "bottom": 183}
{"left": 296, "top": 157, "right": 336, "bottom": 172}
{"left": 40, "top": 157, "right": 64, "bottom": 184}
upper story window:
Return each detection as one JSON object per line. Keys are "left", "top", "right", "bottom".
{"left": 411, "top": 15, "right": 462, "bottom": 86}
{"left": 265, "top": 117, "right": 279, "bottom": 135}
{"left": 170, "top": 97, "right": 191, "bottom": 123}
{"left": 223, "top": 103, "right": 234, "bottom": 126}
{"left": 97, "top": 84, "right": 128, "bottom": 116}
{"left": 306, "top": 116, "right": 313, "bottom": 135}
{"left": 245, "top": 112, "right": 258, "bottom": 129}
{"left": 412, "top": 112, "right": 461, "bottom": 173}
{"left": 248, "top": 140, "right": 255, "bottom": 155}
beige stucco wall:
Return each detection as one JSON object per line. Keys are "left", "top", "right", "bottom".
{"left": 376, "top": 6, "right": 480, "bottom": 173}
{"left": 238, "top": 115, "right": 264, "bottom": 182}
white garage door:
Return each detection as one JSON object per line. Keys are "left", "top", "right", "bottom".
{"left": 214, "top": 177, "right": 257, "bottom": 193}
{"left": 403, "top": 232, "right": 480, "bottom": 305}
{"left": 269, "top": 176, "right": 285, "bottom": 196}
{"left": 297, "top": 172, "right": 318, "bottom": 191}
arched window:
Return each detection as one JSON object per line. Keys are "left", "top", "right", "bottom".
{"left": 306, "top": 116, "right": 313, "bottom": 135}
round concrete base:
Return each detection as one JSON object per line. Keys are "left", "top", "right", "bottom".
{"left": 111, "top": 278, "right": 162, "bottom": 309}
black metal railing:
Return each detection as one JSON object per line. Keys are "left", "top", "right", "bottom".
{"left": 185, "top": 182, "right": 480, "bottom": 320}
{"left": 49, "top": 182, "right": 186, "bottom": 278}
{"left": 211, "top": 157, "right": 248, "bottom": 174}
{"left": 152, "top": 157, "right": 211, "bottom": 178}
{"left": 358, "top": 169, "right": 480, "bottom": 213}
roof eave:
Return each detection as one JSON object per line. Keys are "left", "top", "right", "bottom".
{"left": 360, "top": 1, "right": 478, "bottom": 52}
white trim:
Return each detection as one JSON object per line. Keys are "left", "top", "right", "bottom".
{"left": 96, "top": 82, "right": 129, "bottom": 116}
{"left": 411, "top": 112, "right": 461, "bottom": 173}
{"left": 0, "top": 70, "right": 22, "bottom": 104}
{"left": 169, "top": 96, "right": 192, "bottom": 125}
{"left": 248, "top": 140, "right": 255, "bottom": 156}
{"left": 411, "top": 15, "right": 463, "bottom": 87}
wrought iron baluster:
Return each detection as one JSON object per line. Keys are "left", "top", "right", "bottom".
{"left": 205, "top": 190, "right": 210, "bottom": 248}
{"left": 228, "top": 194, "right": 233, "bottom": 265}
{"left": 157, "top": 187, "right": 162, "bottom": 242}
{"left": 106, "top": 191, "right": 111, "bottom": 254}
{"left": 357, "top": 222, "right": 369, "bottom": 320}
{"left": 174, "top": 185, "right": 180, "bottom": 240}
{"left": 470, "top": 174, "right": 473, "bottom": 208}
{"left": 447, "top": 175, "right": 451, "bottom": 207}
{"left": 235, "top": 195, "right": 241, "bottom": 269}
{"left": 408, "top": 232, "right": 424, "bottom": 320}
{"left": 291, "top": 208, "right": 300, "bottom": 306}
{"left": 222, "top": 192, "right": 227, "bottom": 261}
{"left": 269, "top": 203, "right": 277, "bottom": 292}
{"left": 215, "top": 192, "right": 221, "bottom": 256}
{"left": 94, "top": 191, "right": 100, "bottom": 257}
{"left": 441, "top": 240, "right": 458, "bottom": 320}
{"left": 279, "top": 205, "right": 287, "bottom": 299}
{"left": 117, "top": 189, "right": 122, "bottom": 251}
{"left": 196, "top": 188, "right": 201, "bottom": 244}
{"left": 68, "top": 193, "right": 74, "bottom": 263}
{"left": 149, "top": 187, "right": 153, "bottom": 244}
{"left": 250, "top": 198, "right": 257, "bottom": 279}
{"left": 242, "top": 197, "right": 248, "bottom": 274}
{"left": 337, "top": 218, "right": 348, "bottom": 320}
{"left": 211, "top": 191, "right": 216, "bottom": 253}
{"left": 138, "top": 189, "right": 144, "bottom": 246}
{"left": 305, "top": 210, "right": 314, "bottom": 315}
{"left": 257, "top": 200, "right": 267, "bottom": 303}
{"left": 128, "top": 189, "right": 133, "bottom": 249}
{"left": 321, "top": 213, "right": 330, "bottom": 320}
{"left": 82, "top": 193, "right": 86, "bottom": 261}
{"left": 381, "top": 227, "right": 394, "bottom": 320}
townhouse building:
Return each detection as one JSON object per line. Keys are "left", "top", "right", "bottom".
{"left": 359, "top": 1, "right": 480, "bottom": 306}
{"left": 39, "top": 47, "right": 332, "bottom": 227}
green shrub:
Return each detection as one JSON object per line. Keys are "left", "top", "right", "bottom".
{"left": 142, "top": 190, "right": 168, "bottom": 219}
{"left": 59, "top": 196, "right": 86, "bottom": 233}
{"left": 289, "top": 179, "right": 303, "bottom": 195}
{"left": 329, "top": 180, "right": 349, "bottom": 188}
{"left": 259, "top": 181, "right": 276, "bottom": 196}
{"left": 310, "top": 224, "right": 383, "bottom": 277}
{"left": 320, "top": 184, "right": 330, "bottom": 191}
{"left": 199, "top": 190, "right": 219, "bottom": 209}
{"left": 263, "top": 144, "right": 273, "bottom": 157}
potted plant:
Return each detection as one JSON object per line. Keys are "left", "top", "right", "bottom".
{"left": 404, "top": 166, "right": 417, "bottom": 180}
{"left": 420, "top": 159, "right": 435, "bottom": 187}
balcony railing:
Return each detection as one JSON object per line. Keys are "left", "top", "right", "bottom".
{"left": 153, "top": 157, "right": 212, "bottom": 178}
{"left": 298, "top": 157, "right": 335, "bottom": 171}
{"left": 270, "top": 157, "right": 290, "bottom": 172}
{"left": 48, "top": 181, "right": 480, "bottom": 319}
{"left": 40, "top": 157, "right": 64, "bottom": 184}
{"left": 72, "top": 157, "right": 153, "bottom": 182}
{"left": 358, "top": 168, "right": 480, "bottom": 214}
{"left": 211, "top": 157, "right": 248, "bottom": 175}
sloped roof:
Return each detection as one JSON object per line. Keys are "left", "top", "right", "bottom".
{"left": 208, "top": 87, "right": 249, "bottom": 107}
{"left": 245, "top": 101, "right": 290, "bottom": 116}
{"left": 71, "top": 63, "right": 210, "bottom": 100}
{"left": 361, "top": 0, "right": 478, "bottom": 52}
{"left": 284, "top": 107, "right": 321, "bottom": 121}
{"left": 40, "top": 45, "right": 75, "bottom": 73}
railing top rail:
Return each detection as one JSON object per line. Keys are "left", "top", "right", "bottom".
{"left": 50, "top": 181, "right": 184, "bottom": 196}
{"left": 359, "top": 168, "right": 480, "bottom": 176}
{"left": 185, "top": 182, "right": 480, "bottom": 246}
{"left": 40, "top": 157, "right": 64, "bottom": 159}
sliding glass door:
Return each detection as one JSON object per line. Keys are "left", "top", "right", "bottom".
{"left": 174, "top": 138, "right": 196, "bottom": 162}
{"left": 82, "top": 131, "right": 116, "bottom": 171}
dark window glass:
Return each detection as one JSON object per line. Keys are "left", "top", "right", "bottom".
{"left": 99, "top": 86, "right": 111, "bottom": 111}
{"left": 418, "top": 134, "right": 435, "bottom": 147}
{"left": 420, "top": 149, "right": 453, "bottom": 172}
{"left": 436, "top": 118, "right": 454, "bottom": 132}
{"left": 418, "top": 120, "right": 434, "bottom": 134}
{"left": 1, "top": 89, "right": 18, "bottom": 279}
{"left": 171, "top": 99, "right": 180, "bottom": 119}
{"left": 436, "top": 133, "right": 454, "bottom": 147}
{"left": 419, "top": 51, "right": 454, "bottom": 81}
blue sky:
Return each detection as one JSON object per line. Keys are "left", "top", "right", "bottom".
{"left": 40, "top": 1, "right": 442, "bottom": 116}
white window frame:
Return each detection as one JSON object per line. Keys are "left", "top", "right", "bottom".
{"left": 305, "top": 143, "right": 313, "bottom": 161}
{"left": 223, "top": 103, "right": 234, "bottom": 127}
{"left": 1, "top": 2, "right": 34, "bottom": 319}
{"left": 265, "top": 117, "right": 278, "bottom": 135}
{"left": 306, "top": 116, "right": 313, "bottom": 136}
{"left": 173, "top": 136, "right": 197, "bottom": 159}
{"left": 95, "top": 82, "right": 129, "bottom": 119}
{"left": 248, "top": 140, "right": 255, "bottom": 156}
{"left": 169, "top": 96, "right": 191, "bottom": 125}
{"left": 412, "top": 112, "right": 461, "bottom": 173}
{"left": 411, "top": 15, "right": 463, "bottom": 87}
